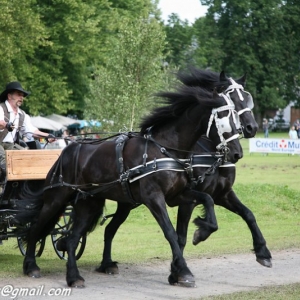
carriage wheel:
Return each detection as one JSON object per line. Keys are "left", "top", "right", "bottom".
{"left": 51, "top": 206, "right": 86, "bottom": 260}
{"left": 17, "top": 235, "right": 46, "bottom": 257}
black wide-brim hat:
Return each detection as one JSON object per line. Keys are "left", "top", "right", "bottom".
{"left": 0, "top": 81, "right": 30, "bottom": 102}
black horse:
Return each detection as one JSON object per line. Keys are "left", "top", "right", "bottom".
{"left": 167, "top": 70, "right": 270, "bottom": 265}
{"left": 94, "top": 70, "right": 270, "bottom": 283}
{"left": 21, "top": 77, "right": 244, "bottom": 287}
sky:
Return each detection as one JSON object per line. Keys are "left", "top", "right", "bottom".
{"left": 157, "top": 0, "right": 208, "bottom": 24}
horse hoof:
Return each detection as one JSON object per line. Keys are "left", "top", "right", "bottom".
{"left": 192, "top": 229, "right": 204, "bottom": 245}
{"left": 105, "top": 266, "right": 119, "bottom": 275}
{"left": 71, "top": 280, "right": 85, "bottom": 288}
{"left": 168, "top": 274, "right": 195, "bottom": 287}
{"left": 256, "top": 258, "right": 272, "bottom": 268}
{"left": 95, "top": 263, "right": 119, "bottom": 275}
{"left": 28, "top": 270, "right": 41, "bottom": 278}
{"left": 177, "top": 277, "right": 196, "bottom": 288}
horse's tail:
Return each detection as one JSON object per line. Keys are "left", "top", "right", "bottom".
{"left": 12, "top": 180, "right": 45, "bottom": 225}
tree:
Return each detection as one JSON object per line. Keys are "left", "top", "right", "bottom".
{"left": 0, "top": 0, "right": 47, "bottom": 108}
{"left": 28, "top": 0, "right": 115, "bottom": 117}
{"left": 199, "top": 0, "right": 300, "bottom": 117}
{"left": 0, "top": 0, "right": 158, "bottom": 117}
{"left": 163, "top": 14, "right": 195, "bottom": 68}
{"left": 85, "top": 16, "right": 167, "bottom": 132}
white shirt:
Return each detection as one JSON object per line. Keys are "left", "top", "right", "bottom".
{"left": 0, "top": 100, "right": 38, "bottom": 143}
{"left": 289, "top": 129, "right": 298, "bottom": 140}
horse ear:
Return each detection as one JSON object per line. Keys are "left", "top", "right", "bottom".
{"left": 237, "top": 73, "right": 247, "bottom": 86}
{"left": 219, "top": 70, "right": 227, "bottom": 82}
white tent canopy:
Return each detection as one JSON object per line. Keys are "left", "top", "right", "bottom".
{"left": 46, "top": 114, "right": 80, "bottom": 127}
{"left": 31, "top": 116, "right": 66, "bottom": 131}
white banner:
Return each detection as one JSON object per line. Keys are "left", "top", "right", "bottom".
{"left": 249, "top": 138, "right": 300, "bottom": 154}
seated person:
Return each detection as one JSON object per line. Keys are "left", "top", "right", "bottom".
{"left": 0, "top": 81, "right": 55, "bottom": 181}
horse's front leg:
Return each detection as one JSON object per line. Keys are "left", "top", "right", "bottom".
{"left": 191, "top": 191, "right": 218, "bottom": 245}
{"left": 96, "top": 202, "right": 132, "bottom": 275}
{"left": 145, "top": 194, "right": 195, "bottom": 287}
{"left": 176, "top": 202, "right": 195, "bottom": 254}
{"left": 65, "top": 197, "right": 106, "bottom": 287}
{"left": 216, "top": 189, "right": 272, "bottom": 267}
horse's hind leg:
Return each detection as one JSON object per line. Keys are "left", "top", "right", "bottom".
{"left": 96, "top": 202, "right": 132, "bottom": 274}
{"left": 216, "top": 190, "right": 272, "bottom": 267}
{"left": 23, "top": 201, "right": 67, "bottom": 277}
{"left": 63, "top": 197, "right": 105, "bottom": 287}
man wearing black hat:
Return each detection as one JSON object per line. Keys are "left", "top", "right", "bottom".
{"left": 0, "top": 81, "right": 55, "bottom": 180}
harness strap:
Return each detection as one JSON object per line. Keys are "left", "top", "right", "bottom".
{"left": 188, "top": 156, "right": 223, "bottom": 189}
{"left": 146, "top": 135, "right": 190, "bottom": 170}
{"left": 115, "top": 134, "right": 136, "bottom": 205}
{"left": 73, "top": 144, "right": 82, "bottom": 185}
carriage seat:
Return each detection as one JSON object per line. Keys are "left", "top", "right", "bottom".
{"left": 6, "top": 149, "right": 62, "bottom": 180}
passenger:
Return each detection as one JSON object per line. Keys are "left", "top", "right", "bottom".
{"left": 0, "top": 81, "right": 56, "bottom": 180}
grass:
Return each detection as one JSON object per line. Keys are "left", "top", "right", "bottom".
{"left": 237, "top": 135, "right": 300, "bottom": 191}
{"left": 198, "top": 283, "right": 300, "bottom": 300}
{"left": 1, "top": 131, "right": 300, "bottom": 298}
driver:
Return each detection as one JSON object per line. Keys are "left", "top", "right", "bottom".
{"left": 0, "top": 81, "right": 56, "bottom": 181}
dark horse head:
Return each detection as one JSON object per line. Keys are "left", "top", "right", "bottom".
{"left": 141, "top": 83, "right": 243, "bottom": 163}
{"left": 177, "top": 68, "right": 258, "bottom": 138}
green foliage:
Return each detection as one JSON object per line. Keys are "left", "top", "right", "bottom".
{"left": 198, "top": 0, "right": 300, "bottom": 117}
{"left": 85, "top": 16, "right": 167, "bottom": 131}
{"left": 25, "top": 0, "right": 115, "bottom": 116}
{"left": 162, "top": 1, "right": 300, "bottom": 119}
{"left": 163, "top": 14, "right": 196, "bottom": 67}
{"left": 0, "top": 0, "right": 158, "bottom": 117}
{"left": 0, "top": 0, "right": 46, "bottom": 92}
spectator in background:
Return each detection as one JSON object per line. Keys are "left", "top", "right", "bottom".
{"left": 293, "top": 119, "right": 300, "bottom": 138}
{"left": 289, "top": 126, "right": 298, "bottom": 139}
{"left": 262, "top": 118, "right": 269, "bottom": 138}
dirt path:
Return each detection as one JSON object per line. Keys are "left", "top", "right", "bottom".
{"left": 1, "top": 248, "right": 300, "bottom": 299}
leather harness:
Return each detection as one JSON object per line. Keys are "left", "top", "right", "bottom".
{"left": 45, "top": 132, "right": 234, "bottom": 206}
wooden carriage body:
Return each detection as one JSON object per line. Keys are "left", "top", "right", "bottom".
{"left": 6, "top": 149, "right": 62, "bottom": 181}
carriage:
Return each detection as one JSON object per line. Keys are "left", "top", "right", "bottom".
{"left": 0, "top": 142, "right": 86, "bottom": 260}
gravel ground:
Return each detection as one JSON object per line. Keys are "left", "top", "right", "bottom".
{"left": 1, "top": 248, "right": 300, "bottom": 300}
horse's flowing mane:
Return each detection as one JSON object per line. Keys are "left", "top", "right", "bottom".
{"left": 177, "top": 68, "right": 226, "bottom": 91}
{"left": 140, "top": 70, "right": 226, "bottom": 134}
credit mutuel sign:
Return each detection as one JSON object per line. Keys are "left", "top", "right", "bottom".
{"left": 249, "top": 138, "right": 300, "bottom": 154}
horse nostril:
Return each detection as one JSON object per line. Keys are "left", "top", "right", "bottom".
{"left": 235, "top": 152, "right": 243, "bottom": 161}
{"left": 243, "top": 124, "right": 258, "bottom": 138}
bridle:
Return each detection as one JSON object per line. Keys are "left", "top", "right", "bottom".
{"left": 206, "top": 78, "right": 255, "bottom": 152}
{"left": 206, "top": 92, "right": 241, "bottom": 152}
{"left": 225, "top": 78, "right": 254, "bottom": 115}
